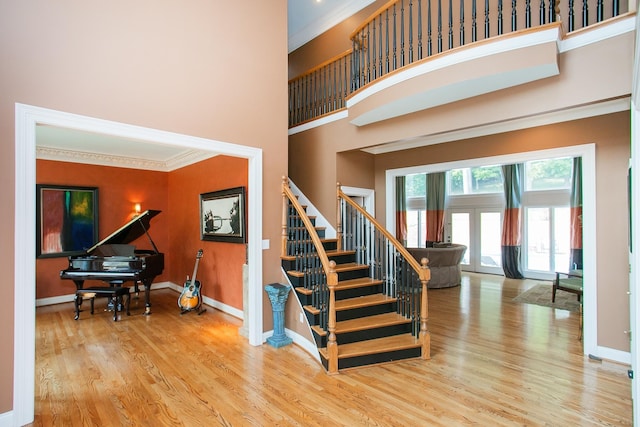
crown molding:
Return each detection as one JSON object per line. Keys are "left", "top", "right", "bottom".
{"left": 35, "top": 145, "right": 217, "bottom": 171}
{"left": 288, "top": 0, "right": 375, "bottom": 53}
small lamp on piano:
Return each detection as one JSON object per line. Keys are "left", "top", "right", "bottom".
{"left": 134, "top": 203, "right": 141, "bottom": 216}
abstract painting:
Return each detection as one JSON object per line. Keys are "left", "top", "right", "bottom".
{"left": 36, "top": 184, "right": 99, "bottom": 258}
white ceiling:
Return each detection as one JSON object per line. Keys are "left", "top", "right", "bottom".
{"left": 288, "top": 0, "right": 375, "bottom": 53}
{"left": 35, "top": 1, "right": 373, "bottom": 170}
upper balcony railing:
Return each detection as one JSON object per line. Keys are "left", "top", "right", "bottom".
{"left": 288, "top": 0, "right": 626, "bottom": 128}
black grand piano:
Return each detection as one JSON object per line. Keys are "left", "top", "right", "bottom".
{"left": 60, "top": 209, "right": 164, "bottom": 315}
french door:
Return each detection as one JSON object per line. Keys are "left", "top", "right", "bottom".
{"left": 448, "top": 208, "right": 503, "bottom": 275}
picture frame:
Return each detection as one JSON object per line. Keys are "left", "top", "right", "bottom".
{"left": 200, "top": 186, "right": 246, "bottom": 243}
{"left": 36, "top": 184, "right": 99, "bottom": 258}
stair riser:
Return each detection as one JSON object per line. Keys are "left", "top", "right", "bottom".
{"left": 337, "top": 268, "right": 370, "bottom": 281}
{"left": 328, "top": 253, "right": 356, "bottom": 264}
{"left": 286, "top": 273, "right": 304, "bottom": 287}
{"left": 335, "top": 347, "right": 422, "bottom": 370}
{"left": 305, "top": 310, "right": 319, "bottom": 326}
{"left": 336, "top": 284, "right": 382, "bottom": 300}
{"left": 294, "top": 290, "right": 312, "bottom": 306}
{"left": 322, "top": 241, "right": 338, "bottom": 251}
{"left": 312, "top": 331, "right": 326, "bottom": 348}
{"left": 337, "top": 302, "right": 397, "bottom": 321}
{"left": 336, "top": 324, "right": 413, "bottom": 345}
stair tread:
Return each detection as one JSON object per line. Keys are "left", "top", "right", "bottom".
{"left": 320, "top": 334, "right": 421, "bottom": 359}
{"left": 303, "top": 305, "right": 320, "bottom": 315}
{"left": 336, "top": 312, "right": 411, "bottom": 333}
{"left": 336, "top": 277, "right": 383, "bottom": 290}
{"left": 325, "top": 249, "right": 356, "bottom": 256}
{"left": 295, "top": 286, "right": 312, "bottom": 295}
{"left": 335, "top": 294, "right": 396, "bottom": 311}
{"left": 333, "top": 262, "right": 369, "bottom": 272}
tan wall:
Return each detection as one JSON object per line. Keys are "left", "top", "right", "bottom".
{"left": 337, "top": 150, "right": 376, "bottom": 190}
{"left": 0, "top": 0, "right": 287, "bottom": 414}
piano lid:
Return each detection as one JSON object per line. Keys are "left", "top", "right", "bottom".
{"left": 85, "top": 209, "right": 161, "bottom": 254}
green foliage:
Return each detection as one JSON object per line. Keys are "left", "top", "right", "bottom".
{"left": 405, "top": 174, "right": 426, "bottom": 197}
{"left": 526, "top": 158, "right": 572, "bottom": 190}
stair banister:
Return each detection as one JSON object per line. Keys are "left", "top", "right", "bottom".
{"left": 282, "top": 177, "right": 340, "bottom": 372}
{"left": 337, "top": 183, "right": 431, "bottom": 358}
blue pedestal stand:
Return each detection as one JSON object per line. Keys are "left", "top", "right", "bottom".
{"left": 265, "top": 283, "right": 293, "bottom": 348}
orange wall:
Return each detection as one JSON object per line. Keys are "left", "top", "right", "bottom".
{"left": 36, "top": 160, "right": 170, "bottom": 299}
{"left": 167, "top": 156, "right": 248, "bottom": 310}
{"left": 36, "top": 156, "right": 248, "bottom": 312}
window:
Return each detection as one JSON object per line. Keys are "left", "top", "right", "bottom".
{"left": 448, "top": 166, "right": 503, "bottom": 195}
{"left": 524, "top": 157, "right": 572, "bottom": 191}
{"left": 406, "top": 174, "right": 426, "bottom": 247}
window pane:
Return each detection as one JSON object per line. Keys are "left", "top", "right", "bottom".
{"left": 406, "top": 210, "right": 426, "bottom": 247}
{"left": 480, "top": 212, "right": 502, "bottom": 267}
{"left": 472, "top": 166, "right": 503, "bottom": 193}
{"left": 448, "top": 170, "right": 464, "bottom": 195}
{"left": 405, "top": 173, "right": 426, "bottom": 198}
{"left": 447, "top": 166, "right": 503, "bottom": 195}
{"left": 525, "top": 157, "right": 572, "bottom": 191}
{"left": 527, "top": 207, "right": 550, "bottom": 271}
{"left": 451, "top": 213, "right": 470, "bottom": 264}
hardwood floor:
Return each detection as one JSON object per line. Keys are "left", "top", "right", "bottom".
{"left": 32, "top": 273, "right": 631, "bottom": 426}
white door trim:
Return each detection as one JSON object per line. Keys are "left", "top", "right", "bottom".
{"left": 385, "top": 144, "right": 598, "bottom": 360}
{"left": 13, "top": 103, "right": 264, "bottom": 426}
{"left": 341, "top": 186, "right": 375, "bottom": 214}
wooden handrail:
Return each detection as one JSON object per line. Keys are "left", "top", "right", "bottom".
{"left": 349, "top": 0, "right": 399, "bottom": 40}
{"left": 282, "top": 177, "right": 333, "bottom": 272}
{"left": 337, "top": 183, "right": 428, "bottom": 281}
{"left": 338, "top": 182, "right": 430, "bottom": 360}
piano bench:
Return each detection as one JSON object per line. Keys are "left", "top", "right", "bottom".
{"left": 74, "top": 286, "right": 131, "bottom": 321}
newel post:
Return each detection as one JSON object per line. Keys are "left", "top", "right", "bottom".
{"left": 327, "top": 261, "right": 339, "bottom": 374}
{"left": 336, "top": 182, "right": 342, "bottom": 251}
{"left": 419, "top": 257, "right": 431, "bottom": 360}
{"left": 281, "top": 176, "right": 288, "bottom": 259}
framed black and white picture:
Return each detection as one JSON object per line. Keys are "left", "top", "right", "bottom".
{"left": 200, "top": 186, "right": 246, "bottom": 243}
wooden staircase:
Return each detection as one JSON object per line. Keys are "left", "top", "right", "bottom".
{"left": 281, "top": 179, "right": 430, "bottom": 373}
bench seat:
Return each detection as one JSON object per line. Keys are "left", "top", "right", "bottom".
{"left": 74, "top": 286, "right": 131, "bottom": 321}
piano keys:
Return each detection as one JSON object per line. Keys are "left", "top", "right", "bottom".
{"left": 60, "top": 209, "right": 164, "bottom": 315}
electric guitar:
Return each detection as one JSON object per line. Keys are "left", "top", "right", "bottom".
{"left": 178, "top": 249, "right": 204, "bottom": 311}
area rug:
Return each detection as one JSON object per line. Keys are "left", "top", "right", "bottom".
{"left": 512, "top": 284, "right": 581, "bottom": 312}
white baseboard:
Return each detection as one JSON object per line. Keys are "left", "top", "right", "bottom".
{"left": 35, "top": 281, "right": 172, "bottom": 307}
{"left": 262, "top": 328, "right": 321, "bottom": 363}
{"left": 36, "top": 282, "right": 245, "bottom": 321}
{"left": 169, "top": 282, "right": 244, "bottom": 319}
{"left": 0, "top": 410, "right": 13, "bottom": 427}
{"left": 594, "top": 346, "right": 631, "bottom": 365}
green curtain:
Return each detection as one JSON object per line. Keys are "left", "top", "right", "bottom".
{"left": 570, "top": 157, "right": 583, "bottom": 270}
{"left": 395, "top": 176, "right": 407, "bottom": 245}
{"left": 501, "top": 164, "right": 524, "bottom": 278}
{"left": 426, "top": 172, "right": 446, "bottom": 246}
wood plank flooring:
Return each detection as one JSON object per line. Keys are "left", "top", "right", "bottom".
{"left": 31, "top": 273, "right": 632, "bottom": 426}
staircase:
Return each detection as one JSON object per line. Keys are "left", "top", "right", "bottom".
{"left": 281, "top": 178, "right": 430, "bottom": 373}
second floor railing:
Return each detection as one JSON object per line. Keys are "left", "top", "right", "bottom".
{"left": 288, "top": 0, "right": 627, "bottom": 128}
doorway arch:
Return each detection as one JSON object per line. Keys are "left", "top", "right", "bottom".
{"left": 13, "top": 103, "right": 264, "bottom": 425}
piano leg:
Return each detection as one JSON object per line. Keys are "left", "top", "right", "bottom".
{"left": 141, "top": 278, "right": 153, "bottom": 315}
